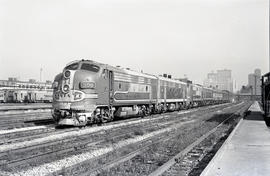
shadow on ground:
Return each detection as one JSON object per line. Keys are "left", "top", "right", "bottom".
{"left": 243, "top": 111, "right": 264, "bottom": 121}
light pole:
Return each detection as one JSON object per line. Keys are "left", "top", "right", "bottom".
{"left": 254, "top": 75, "right": 257, "bottom": 98}
{"left": 250, "top": 85, "right": 253, "bottom": 101}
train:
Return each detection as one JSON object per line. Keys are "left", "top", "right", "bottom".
{"left": 52, "top": 59, "right": 233, "bottom": 126}
{"left": 262, "top": 72, "right": 270, "bottom": 126}
{"left": 0, "top": 88, "right": 53, "bottom": 103}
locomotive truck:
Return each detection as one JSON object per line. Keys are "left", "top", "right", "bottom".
{"left": 52, "top": 59, "right": 231, "bottom": 126}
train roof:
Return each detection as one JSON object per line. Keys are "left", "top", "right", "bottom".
{"left": 112, "top": 67, "right": 157, "bottom": 79}
{"left": 70, "top": 60, "right": 231, "bottom": 93}
{"left": 77, "top": 59, "right": 157, "bottom": 79}
{"left": 157, "top": 76, "right": 187, "bottom": 85}
{"left": 193, "top": 84, "right": 203, "bottom": 88}
{"left": 77, "top": 60, "right": 190, "bottom": 85}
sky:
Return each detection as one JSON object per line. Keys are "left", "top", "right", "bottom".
{"left": 0, "top": 0, "right": 268, "bottom": 91}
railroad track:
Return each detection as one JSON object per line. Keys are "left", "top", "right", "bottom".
{"left": 0, "top": 102, "right": 242, "bottom": 175}
{"left": 0, "top": 103, "right": 235, "bottom": 173}
{"left": 0, "top": 111, "right": 50, "bottom": 118}
{"left": 0, "top": 102, "right": 232, "bottom": 144}
{"left": 0, "top": 117, "right": 54, "bottom": 130}
{"left": 1, "top": 110, "right": 202, "bottom": 169}
{"left": 149, "top": 102, "right": 251, "bottom": 176}
{"left": 3, "top": 119, "right": 184, "bottom": 169}
{"left": 49, "top": 103, "right": 245, "bottom": 175}
{"left": 0, "top": 111, "right": 53, "bottom": 130}
{"left": 66, "top": 102, "right": 248, "bottom": 176}
{"left": 0, "top": 104, "right": 51, "bottom": 111}
{"left": 79, "top": 120, "right": 197, "bottom": 176}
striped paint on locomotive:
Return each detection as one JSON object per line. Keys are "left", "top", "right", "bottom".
{"left": 158, "top": 77, "right": 187, "bottom": 103}
{"left": 113, "top": 71, "right": 157, "bottom": 105}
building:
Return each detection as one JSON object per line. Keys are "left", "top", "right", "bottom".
{"left": 203, "top": 72, "right": 217, "bottom": 89}
{"left": 217, "top": 69, "right": 233, "bottom": 92}
{"left": 248, "top": 69, "right": 261, "bottom": 95}
{"left": 239, "top": 85, "right": 252, "bottom": 95}
{"left": 203, "top": 69, "right": 233, "bottom": 92}
{"left": 254, "top": 69, "right": 261, "bottom": 77}
{"left": 0, "top": 77, "right": 52, "bottom": 90}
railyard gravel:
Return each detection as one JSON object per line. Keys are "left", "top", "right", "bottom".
{"left": 0, "top": 103, "right": 234, "bottom": 176}
{"left": 1, "top": 119, "right": 196, "bottom": 176}
{"left": 0, "top": 117, "right": 168, "bottom": 153}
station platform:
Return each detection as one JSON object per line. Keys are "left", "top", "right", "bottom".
{"left": 201, "top": 101, "right": 270, "bottom": 176}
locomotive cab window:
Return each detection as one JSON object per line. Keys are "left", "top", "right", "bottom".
{"left": 65, "top": 63, "right": 79, "bottom": 70}
{"left": 81, "top": 63, "right": 100, "bottom": 73}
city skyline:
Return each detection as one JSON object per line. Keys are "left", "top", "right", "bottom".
{"left": 0, "top": 61, "right": 265, "bottom": 93}
{"left": 0, "top": 0, "right": 268, "bottom": 91}
{"left": 0, "top": 66, "right": 262, "bottom": 92}
{"left": 203, "top": 69, "right": 234, "bottom": 92}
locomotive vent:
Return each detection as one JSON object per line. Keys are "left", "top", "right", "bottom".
{"left": 162, "top": 74, "right": 172, "bottom": 79}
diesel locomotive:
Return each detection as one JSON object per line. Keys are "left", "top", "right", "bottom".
{"left": 52, "top": 59, "right": 231, "bottom": 126}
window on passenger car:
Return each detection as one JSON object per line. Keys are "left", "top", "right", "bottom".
{"left": 81, "top": 63, "right": 100, "bottom": 72}
{"left": 65, "top": 63, "right": 79, "bottom": 70}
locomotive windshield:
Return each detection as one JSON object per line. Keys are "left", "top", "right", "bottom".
{"left": 65, "top": 63, "right": 79, "bottom": 70}
{"left": 81, "top": 63, "right": 100, "bottom": 73}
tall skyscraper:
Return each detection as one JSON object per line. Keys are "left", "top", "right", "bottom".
{"left": 203, "top": 72, "right": 218, "bottom": 88}
{"left": 254, "top": 69, "right": 261, "bottom": 77}
{"left": 248, "top": 69, "right": 261, "bottom": 95}
{"left": 217, "top": 69, "right": 233, "bottom": 92}
{"left": 203, "top": 69, "right": 233, "bottom": 92}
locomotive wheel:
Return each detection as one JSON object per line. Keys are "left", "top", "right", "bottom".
{"left": 146, "top": 107, "right": 151, "bottom": 116}
{"left": 100, "top": 109, "right": 112, "bottom": 123}
{"left": 100, "top": 115, "right": 109, "bottom": 123}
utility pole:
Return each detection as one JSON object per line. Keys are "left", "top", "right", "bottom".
{"left": 40, "top": 68, "right": 43, "bottom": 82}
{"left": 255, "top": 75, "right": 257, "bottom": 99}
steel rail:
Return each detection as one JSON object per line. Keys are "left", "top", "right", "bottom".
{"left": 148, "top": 103, "right": 250, "bottom": 176}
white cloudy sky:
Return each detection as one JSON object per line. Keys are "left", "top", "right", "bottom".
{"left": 0, "top": 0, "right": 268, "bottom": 90}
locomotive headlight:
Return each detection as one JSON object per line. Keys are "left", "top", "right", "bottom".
{"left": 63, "top": 85, "right": 69, "bottom": 92}
{"left": 64, "top": 70, "right": 71, "bottom": 79}
{"left": 80, "top": 82, "right": 95, "bottom": 89}
{"left": 74, "top": 92, "right": 83, "bottom": 100}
